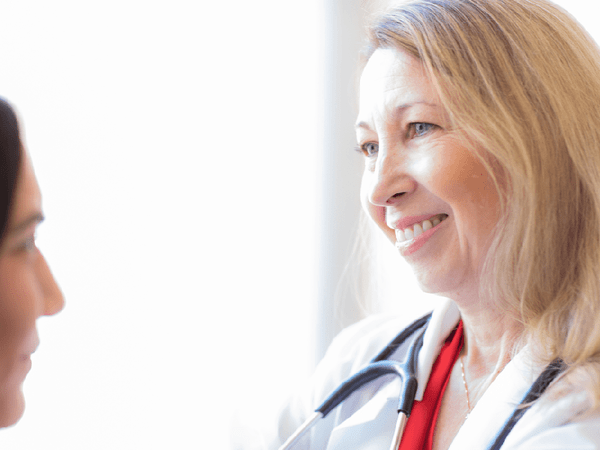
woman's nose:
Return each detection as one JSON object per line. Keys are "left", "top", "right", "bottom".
{"left": 367, "top": 149, "right": 416, "bottom": 207}
{"left": 38, "top": 253, "right": 64, "bottom": 316}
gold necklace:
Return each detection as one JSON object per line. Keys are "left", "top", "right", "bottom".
{"left": 460, "top": 355, "right": 472, "bottom": 417}
{"left": 460, "top": 354, "right": 506, "bottom": 419}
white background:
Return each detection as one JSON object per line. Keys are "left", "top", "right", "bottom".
{"left": 0, "top": 0, "right": 597, "bottom": 449}
{"left": 0, "top": 1, "right": 321, "bottom": 448}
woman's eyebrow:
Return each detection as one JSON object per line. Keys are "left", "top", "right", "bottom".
{"left": 8, "top": 212, "right": 45, "bottom": 235}
{"left": 355, "top": 120, "right": 372, "bottom": 131}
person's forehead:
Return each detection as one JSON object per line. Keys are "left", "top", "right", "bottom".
{"left": 8, "top": 150, "right": 42, "bottom": 227}
{"left": 358, "top": 48, "right": 440, "bottom": 123}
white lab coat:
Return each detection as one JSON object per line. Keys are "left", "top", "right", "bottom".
{"left": 245, "top": 299, "right": 600, "bottom": 449}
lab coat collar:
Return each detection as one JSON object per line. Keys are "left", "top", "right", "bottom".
{"left": 416, "top": 298, "right": 461, "bottom": 401}
{"left": 449, "top": 346, "right": 543, "bottom": 449}
{"left": 413, "top": 299, "right": 548, "bottom": 447}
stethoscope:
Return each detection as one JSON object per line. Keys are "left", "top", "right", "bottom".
{"left": 278, "top": 313, "right": 565, "bottom": 450}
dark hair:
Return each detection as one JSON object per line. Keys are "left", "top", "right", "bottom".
{"left": 0, "top": 99, "right": 21, "bottom": 241}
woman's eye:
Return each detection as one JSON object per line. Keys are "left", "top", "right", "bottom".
{"left": 358, "top": 142, "right": 379, "bottom": 157}
{"left": 410, "top": 122, "right": 436, "bottom": 138}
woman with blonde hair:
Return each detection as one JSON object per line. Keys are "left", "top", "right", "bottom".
{"left": 257, "top": 0, "right": 600, "bottom": 449}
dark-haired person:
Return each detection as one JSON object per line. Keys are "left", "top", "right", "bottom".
{"left": 0, "top": 98, "right": 64, "bottom": 427}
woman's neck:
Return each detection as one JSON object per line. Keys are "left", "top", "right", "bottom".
{"left": 458, "top": 299, "right": 523, "bottom": 398}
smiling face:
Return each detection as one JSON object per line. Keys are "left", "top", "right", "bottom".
{"left": 356, "top": 48, "right": 500, "bottom": 302}
{"left": 0, "top": 150, "right": 64, "bottom": 427}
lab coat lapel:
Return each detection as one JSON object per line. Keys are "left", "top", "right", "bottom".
{"left": 416, "top": 299, "right": 461, "bottom": 400}
{"left": 325, "top": 379, "right": 401, "bottom": 450}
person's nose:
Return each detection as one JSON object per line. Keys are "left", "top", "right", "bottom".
{"left": 367, "top": 146, "right": 416, "bottom": 208}
{"left": 37, "top": 252, "right": 64, "bottom": 317}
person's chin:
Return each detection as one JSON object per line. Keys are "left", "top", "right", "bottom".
{"left": 0, "top": 388, "right": 26, "bottom": 428}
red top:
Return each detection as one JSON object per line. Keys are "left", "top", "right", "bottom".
{"left": 398, "top": 321, "right": 464, "bottom": 450}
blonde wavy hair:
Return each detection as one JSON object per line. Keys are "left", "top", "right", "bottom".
{"left": 365, "top": 0, "right": 600, "bottom": 406}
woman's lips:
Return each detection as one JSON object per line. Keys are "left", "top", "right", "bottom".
{"left": 394, "top": 213, "right": 448, "bottom": 255}
{"left": 19, "top": 334, "right": 39, "bottom": 375}
{"left": 22, "top": 333, "right": 39, "bottom": 357}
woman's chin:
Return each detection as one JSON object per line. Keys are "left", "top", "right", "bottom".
{"left": 0, "top": 389, "right": 26, "bottom": 428}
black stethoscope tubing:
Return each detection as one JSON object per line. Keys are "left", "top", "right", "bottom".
{"left": 488, "top": 358, "right": 565, "bottom": 449}
{"left": 318, "top": 313, "right": 430, "bottom": 418}
{"left": 277, "top": 316, "right": 429, "bottom": 450}
{"left": 372, "top": 313, "right": 432, "bottom": 363}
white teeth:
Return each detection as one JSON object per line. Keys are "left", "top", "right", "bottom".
{"left": 395, "top": 229, "right": 405, "bottom": 242}
{"left": 395, "top": 214, "right": 447, "bottom": 244}
{"left": 413, "top": 223, "right": 423, "bottom": 238}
